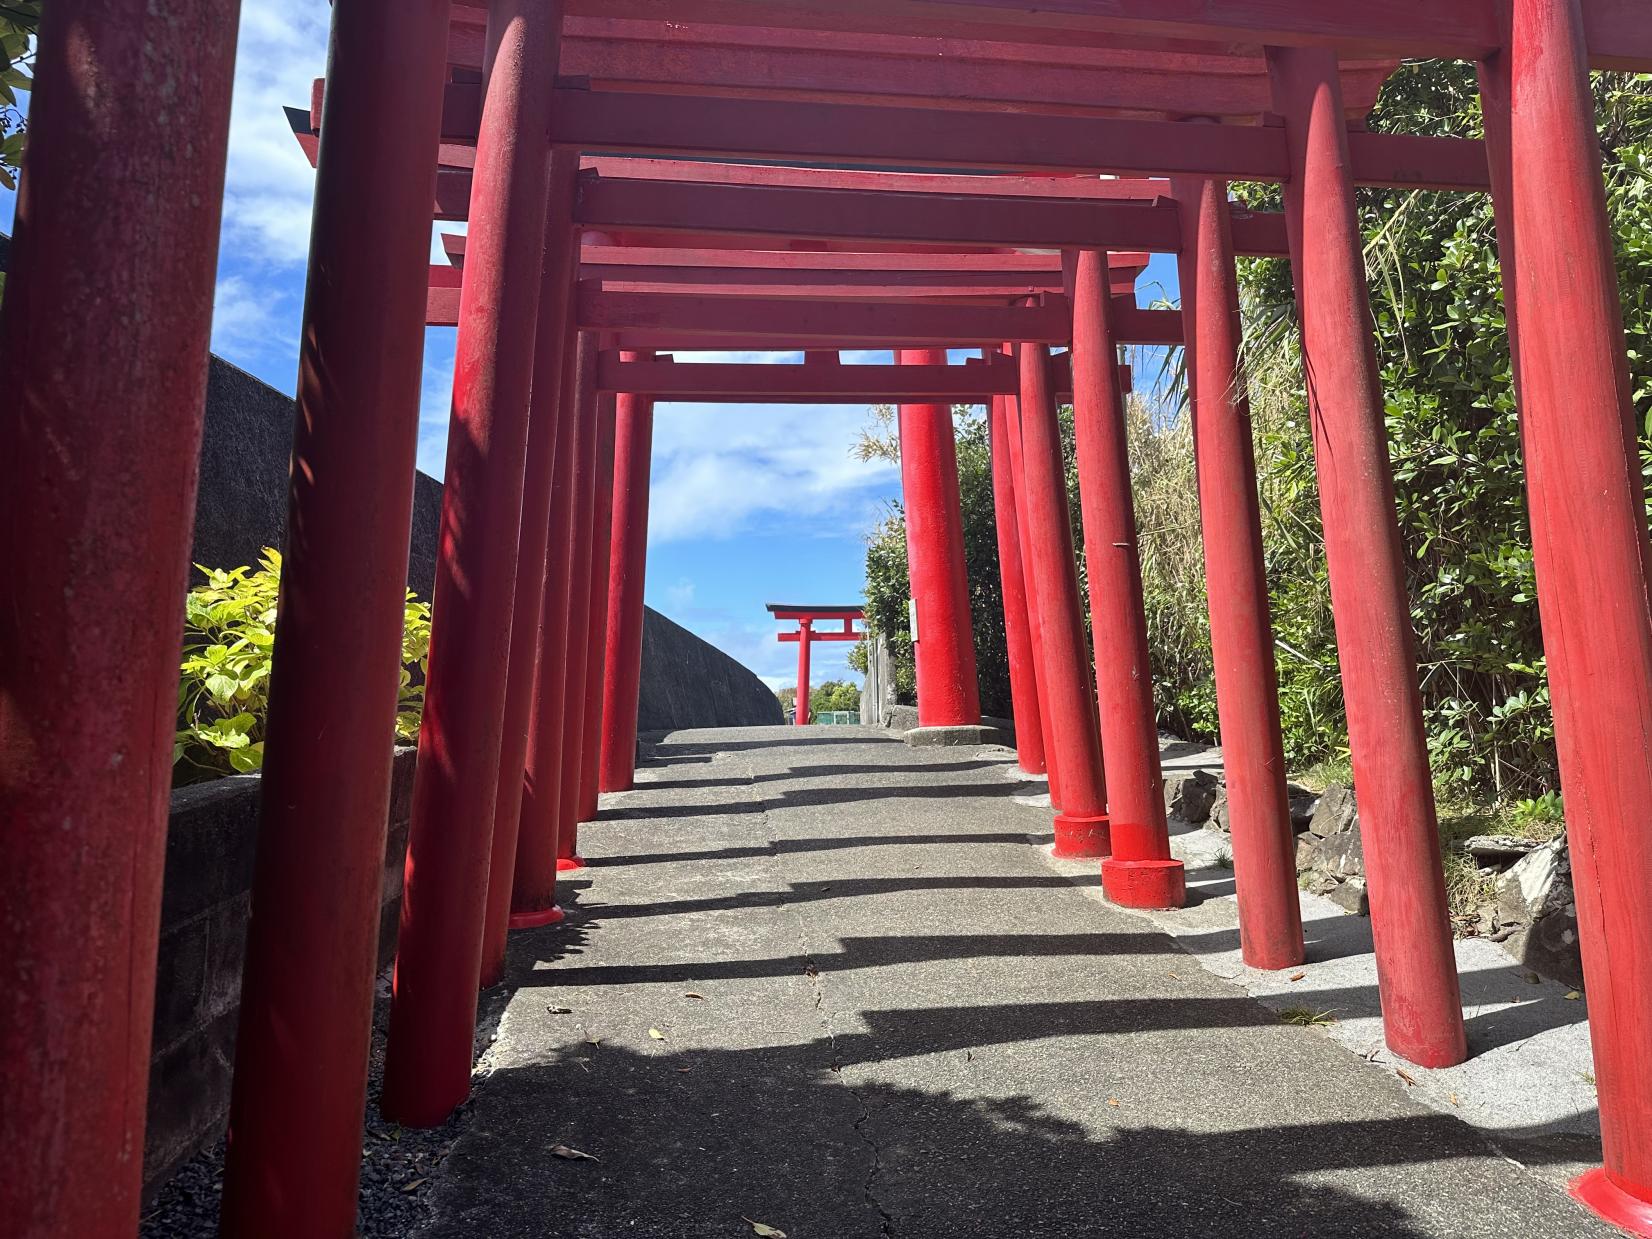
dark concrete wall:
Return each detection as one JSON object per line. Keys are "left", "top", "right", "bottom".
{"left": 192, "top": 356, "right": 445, "bottom": 598}
{"left": 638, "top": 608, "right": 785, "bottom": 731}
{"left": 146, "top": 749, "right": 416, "bottom": 1195}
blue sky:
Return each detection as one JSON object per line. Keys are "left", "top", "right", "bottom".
{"left": 1, "top": 3, "right": 1179, "bottom": 692}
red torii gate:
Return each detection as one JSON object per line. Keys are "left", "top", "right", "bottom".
{"left": 769, "top": 605, "right": 866, "bottom": 725}
{"left": 6, "top": 3, "right": 1652, "bottom": 1238}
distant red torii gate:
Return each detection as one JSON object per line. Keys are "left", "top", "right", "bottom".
{"left": 769, "top": 605, "right": 866, "bottom": 726}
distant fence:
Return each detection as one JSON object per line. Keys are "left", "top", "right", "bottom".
{"left": 815, "top": 711, "right": 858, "bottom": 725}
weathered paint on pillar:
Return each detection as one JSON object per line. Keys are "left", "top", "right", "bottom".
{"left": 1017, "top": 343, "right": 1110, "bottom": 858}
{"left": 1000, "top": 347, "right": 1065, "bottom": 810}
{"left": 599, "top": 360, "right": 657, "bottom": 791}
{"left": 382, "top": 0, "right": 562, "bottom": 1128}
{"left": 0, "top": 3, "right": 239, "bottom": 1233}
{"left": 577, "top": 394, "right": 619, "bottom": 823}
{"left": 1481, "top": 5, "right": 1652, "bottom": 1228}
{"left": 512, "top": 331, "right": 594, "bottom": 925}
{"left": 478, "top": 152, "right": 581, "bottom": 990}
{"left": 1173, "top": 174, "right": 1305, "bottom": 971}
{"left": 1269, "top": 45, "right": 1466, "bottom": 1069}
{"left": 988, "top": 394, "right": 1047, "bottom": 775}
{"left": 218, "top": 4, "right": 450, "bottom": 1232}
{"left": 796, "top": 621, "right": 815, "bottom": 725}
{"left": 1070, "top": 250, "right": 1186, "bottom": 910}
{"left": 555, "top": 364, "right": 602, "bottom": 871}
{"left": 897, "top": 347, "right": 982, "bottom": 726}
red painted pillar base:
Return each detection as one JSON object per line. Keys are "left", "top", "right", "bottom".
{"left": 1571, "top": 1170, "right": 1652, "bottom": 1239}
{"left": 1101, "top": 859, "right": 1189, "bottom": 910}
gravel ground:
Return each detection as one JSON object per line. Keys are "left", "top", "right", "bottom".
{"left": 140, "top": 971, "right": 503, "bottom": 1238}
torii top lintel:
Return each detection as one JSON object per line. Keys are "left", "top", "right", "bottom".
{"left": 446, "top": 1, "right": 1652, "bottom": 74}
{"left": 769, "top": 604, "right": 866, "bottom": 643}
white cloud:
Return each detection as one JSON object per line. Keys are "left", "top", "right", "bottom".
{"left": 664, "top": 578, "right": 696, "bottom": 609}
{"left": 647, "top": 402, "right": 897, "bottom": 544}
{"left": 220, "top": 2, "right": 332, "bottom": 267}
{"left": 210, "top": 274, "right": 284, "bottom": 356}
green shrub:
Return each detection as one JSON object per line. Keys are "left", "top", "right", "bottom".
{"left": 174, "top": 549, "right": 432, "bottom": 784}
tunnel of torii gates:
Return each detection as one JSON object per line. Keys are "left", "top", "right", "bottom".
{"left": 768, "top": 605, "right": 867, "bottom": 726}
{"left": 6, "top": 2, "right": 1652, "bottom": 1237}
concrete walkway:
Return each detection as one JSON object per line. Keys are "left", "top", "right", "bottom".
{"left": 418, "top": 727, "right": 1609, "bottom": 1238}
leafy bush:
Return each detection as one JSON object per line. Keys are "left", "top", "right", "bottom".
{"left": 174, "top": 550, "right": 432, "bottom": 784}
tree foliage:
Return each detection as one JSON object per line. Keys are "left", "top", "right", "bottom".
{"left": 175, "top": 551, "right": 433, "bottom": 784}
{"left": 0, "top": 0, "right": 40, "bottom": 191}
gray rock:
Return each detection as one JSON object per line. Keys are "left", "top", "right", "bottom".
{"left": 1295, "top": 834, "right": 1322, "bottom": 869}
{"left": 1314, "top": 828, "right": 1365, "bottom": 880}
{"left": 1308, "top": 783, "right": 1358, "bottom": 838}
{"left": 885, "top": 703, "right": 920, "bottom": 733}
{"left": 1327, "top": 876, "right": 1370, "bottom": 916}
{"left": 1287, "top": 784, "right": 1320, "bottom": 833}
{"left": 1495, "top": 838, "right": 1582, "bottom": 987}
{"left": 1164, "top": 769, "right": 1220, "bottom": 825}
{"left": 1209, "top": 787, "right": 1231, "bottom": 833}
{"left": 1465, "top": 834, "right": 1546, "bottom": 865}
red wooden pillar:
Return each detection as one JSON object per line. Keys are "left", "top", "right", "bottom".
{"left": 1070, "top": 251, "right": 1186, "bottom": 909}
{"left": 988, "top": 394, "right": 1047, "bottom": 775}
{"left": 1480, "top": 5, "right": 1652, "bottom": 1228}
{"left": 511, "top": 332, "right": 595, "bottom": 925}
{"left": 796, "top": 621, "right": 815, "bottom": 725}
{"left": 477, "top": 152, "right": 581, "bottom": 989}
{"left": 382, "top": 0, "right": 562, "bottom": 1127}
{"left": 555, "top": 367, "right": 603, "bottom": 872}
{"left": 599, "top": 360, "right": 657, "bottom": 791}
{"left": 1173, "top": 175, "right": 1305, "bottom": 970}
{"left": 897, "top": 347, "right": 981, "bottom": 727}
{"left": 1017, "top": 343, "right": 1110, "bottom": 858}
{"left": 0, "top": 4, "right": 239, "bottom": 1233}
{"left": 1269, "top": 46, "right": 1466, "bottom": 1068}
{"left": 577, "top": 394, "right": 619, "bottom": 823}
{"left": 217, "top": 5, "right": 449, "bottom": 1232}
{"left": 1001, "top": 347, "right": 1065, "bottom": 810}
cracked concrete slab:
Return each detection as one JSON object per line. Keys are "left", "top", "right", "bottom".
{"left": 414, "top": 726, "right": 1611, "bottom": 1239}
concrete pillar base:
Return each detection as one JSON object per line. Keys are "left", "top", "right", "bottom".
{"left": 1103, "top": 858, "right": 1188, "bottom": 910}
{"left": 1053, "top": 813, "right": 1111, "bottom": 859}
{"left": 1571, "top": 1169, "right": 1652, "bottom": 1238}
{"left": 903, "top": 724, "right": 1008, "bottom": 749}
{"left": 507, "top": 905, "right": 565, "bottom": 930}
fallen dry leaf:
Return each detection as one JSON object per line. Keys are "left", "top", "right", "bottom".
{"left": 1448, "top": 1093, "right": 1461, "bottom": 1106}
{"left": 648, "top": 1028, "right": 666, "bottom": 1041}
{"left": 1288, "top": 972, "right": 1306, "bottom": 983}
{"left": 551, "top": 1144, "right": 600, "bottom": 1162}
{"left": 683, "top": 992, "right": 707, "bottom": 1001}
{"left": 402, "top": 1178, "right": 426, "bottom": 1193}
{"left": 743, "top": 1219, "right": 787, "bottom": 1238}
{"left": 547, "top": 1005, "right": 573, "bottom": 1015}
{"left": 1396, "top": 1069, "right": 1417, "bottom": 1086}
{"left": 1565, "top": 990, "right": 1583, "bottom": 1001}
{"left": 1106, "top": 1098, "right": 1121, "bottom": 1107}
{"left": 677, "top": 1065, "right": 695, "bottom": 1073}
